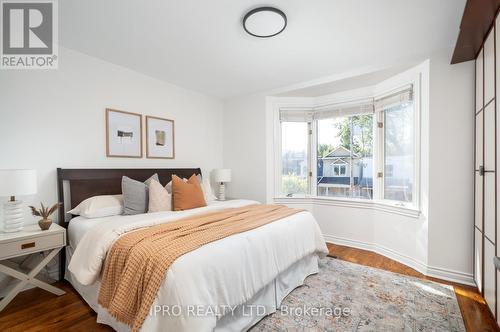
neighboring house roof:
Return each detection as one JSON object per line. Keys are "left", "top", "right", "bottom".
{"left": 322, "top": 146, "right": 359, "bottom": 159}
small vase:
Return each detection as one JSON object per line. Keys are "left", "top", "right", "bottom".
{"left": 38, "top": 219, "right": 52, "bottom": 231}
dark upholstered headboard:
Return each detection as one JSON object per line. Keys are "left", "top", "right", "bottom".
{"left": 55, "top": 167, "right": 201, "bottom": 281}
{"left": 56, "top": 167, "right": 202, "bottom": 226}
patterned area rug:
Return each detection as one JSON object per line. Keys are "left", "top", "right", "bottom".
{"left": 251, "top": 257, "right": 465, "bottom": 331}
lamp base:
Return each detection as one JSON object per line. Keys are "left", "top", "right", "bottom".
{"left": 218, "top": 183, "right": 226, "bottom": 201}
{"left": 3, "top": 200, "right": 24, "bottom": 233}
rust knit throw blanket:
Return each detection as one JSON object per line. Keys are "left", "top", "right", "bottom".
{"left": 97, "top": 204, "right": 303, "bottom": 331}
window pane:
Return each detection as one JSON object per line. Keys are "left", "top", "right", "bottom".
{"left": 384, "top": 102, "right": 414, "bottom": 203}
{"left": 317, "top": 115, "right": 373, "bottom": 199}
{"left": 281, "top": 122, "right": 309, "bottom": 196}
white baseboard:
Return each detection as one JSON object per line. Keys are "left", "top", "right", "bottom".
{"left": 424, "top": 264, "right": 475, "bottom": 287}
{"left": 324, "top": 234, "right": 475, "bottom": 287}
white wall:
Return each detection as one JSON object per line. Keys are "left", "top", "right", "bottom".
{"left": 222, "top": 49, "right": 475, "bottom": 285}
{"left": 223, "top": 93, "right": 267, "bottom": 202}
{"left": 0, "top": 47, "right": 224, "bottom": 225}
{"left": 427, "top": 50, "right": 475, "bottom": 276}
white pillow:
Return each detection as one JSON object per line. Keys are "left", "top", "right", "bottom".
{"left": 68, "top": 195, "right": 123, "bottom": 218}
{"left": 166, "top": 174, "right": 216, "bottom": 202}
{"left": 148, "top": 179, "right": 172, "bottom": 212}
{"left": 201, "top": 177, "right": 217, "bottom": 203}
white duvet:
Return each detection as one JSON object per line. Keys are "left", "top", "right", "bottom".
{"left": 68, "top": 199, "right": 328, "bottom": 331}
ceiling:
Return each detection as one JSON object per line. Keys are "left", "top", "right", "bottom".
{"left": 60, "top": 0, "right": 466, "bottom": 99}
{"left": 274, "top": 63, "right": 416, "bottom": 97}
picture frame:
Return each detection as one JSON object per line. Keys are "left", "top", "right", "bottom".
{"left": 105, "top": 108, "right": 143, "bottom": 158}
{"left": 146, "top": 116, "right": 175, "bottom": 159}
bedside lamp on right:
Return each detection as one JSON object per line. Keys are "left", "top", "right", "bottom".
{"left": 212, "top": 169, "right": 231, "bottom": 201}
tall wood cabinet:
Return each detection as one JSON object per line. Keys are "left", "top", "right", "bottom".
{"left": 474, "top": 15, "right": 500, "bottom": 322}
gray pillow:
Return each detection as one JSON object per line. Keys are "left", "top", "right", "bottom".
{"left": 122, "top": 174, "right": 159, "bottom": 215}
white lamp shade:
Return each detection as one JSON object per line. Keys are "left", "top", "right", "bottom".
{"left": 0, "top": 169, "right": 37, "bottom": 197}
{"left": 212, "top": 169, "right": 231, "bottom": 183}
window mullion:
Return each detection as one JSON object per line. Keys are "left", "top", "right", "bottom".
{"left": 349, "top": 116, "right": 354, "bottom": 198}
{"left": 310, "top": 121, "right": 317, "bottom": 196}
{"left": 374, "top": 111, "right": 384, "bottom": 201}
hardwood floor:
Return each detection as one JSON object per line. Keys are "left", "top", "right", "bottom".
{"left": 0, "top": 281, "right": 112, "bottom": 332}
{"left": 0, "top": 243, "right": 498, "bottom": 331}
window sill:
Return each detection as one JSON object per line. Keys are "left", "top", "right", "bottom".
{"left": 273, "top": 196, "right": 421, "bottom": 219}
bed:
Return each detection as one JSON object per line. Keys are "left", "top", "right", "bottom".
{"left": 57, "top": 168, "right": 328, "bottom": 332}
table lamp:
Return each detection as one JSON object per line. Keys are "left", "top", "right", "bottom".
{"left": 212, "top": 169, "right": 231, "bottom": 201}
{"left": 0, "top": 169, "right": 37, "bottom": 232}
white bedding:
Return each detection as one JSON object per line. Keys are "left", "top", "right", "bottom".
{"left": 67, "top": 199, "right": 328, "bottom": 331}
{"left": 67, "top": 200, "right": 243, "bottom": 250}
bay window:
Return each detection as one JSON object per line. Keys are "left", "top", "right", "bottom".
{"left": 278, "top": 84, "right": 418, "bottom": 209}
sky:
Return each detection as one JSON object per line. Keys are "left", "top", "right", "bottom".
{"left": 282, "top": 119, "right": 343, "bottom": 153}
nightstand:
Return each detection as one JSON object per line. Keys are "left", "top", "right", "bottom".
{"left": 0, "top": 223, "right": 66, "bottom": 311}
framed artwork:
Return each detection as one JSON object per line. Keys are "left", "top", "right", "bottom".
{"left": 146, "top": 116, "right": 175, "bottom": 159}
{"left": 106, "top": 109, "right": 143, "bottom": 158}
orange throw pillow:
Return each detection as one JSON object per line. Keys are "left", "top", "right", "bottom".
{"left": 172, "top": 174, "right": 207, "bottom": 211}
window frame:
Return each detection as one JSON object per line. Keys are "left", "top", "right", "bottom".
{"left": 378, "top": 98, "right": 420, "bottom": 209}
{"left": 273, "top": 77, "right": 421, "bottom": 212}
{"left": 277, "top": 120, "right": 313, "bottom": 198}
{"left": 315, "top": 112, "right": 376, "bottom": 200}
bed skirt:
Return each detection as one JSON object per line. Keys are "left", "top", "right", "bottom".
{"left": 65, "top": 246, "right": 319, "bottom": 332}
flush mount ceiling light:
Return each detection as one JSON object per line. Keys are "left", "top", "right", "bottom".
{"left": 243, "top": 7, "right": 287, "bottom": 38}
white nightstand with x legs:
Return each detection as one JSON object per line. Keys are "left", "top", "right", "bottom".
{"left": 0, "top": 223, "right": 66, "bottom": 311}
